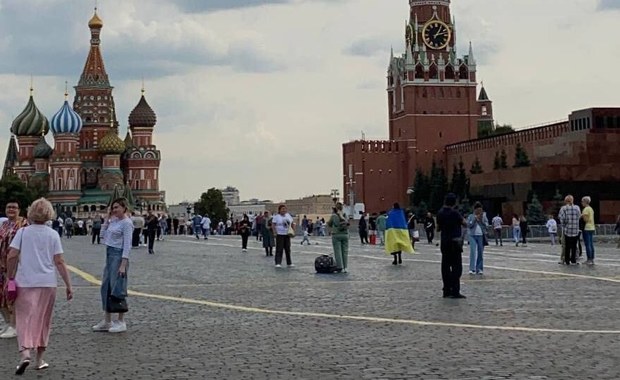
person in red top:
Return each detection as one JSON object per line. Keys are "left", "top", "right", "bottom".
{"left": 0, "top": 200, "right": 29, "bottom": 339}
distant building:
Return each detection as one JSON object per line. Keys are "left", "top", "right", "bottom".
{"left": 284, "top": 195, "right": 335, "bottom": 217}
{"left": 228, "top": 199, "right": 273, "bottom": 220}
{"left": 167, "top": 203, "right": 193, "bottom": 218}
{"left": 220, "top": 186, "right": 240, "bottom": 207}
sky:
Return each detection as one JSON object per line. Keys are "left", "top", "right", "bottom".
{"left": 0, "top": 0, "right": 619, "bottom": 204}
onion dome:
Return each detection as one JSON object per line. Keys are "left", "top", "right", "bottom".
{"left": 33, "top": 136, "right": 53, "bottom": 159}
{"left": 51, "top": 101, "right": 83, "bottom": 134}
{"left": 98, "top": 130, "right": 126, "bottom": 154}
{"left": 88, "top": 11, "right": 103, "bottom": 28}
{"left": 128, "top": 95, "right": 157, "bottom": 127}
{"left": 10, "top": 96, "right": 50, "bottom": 137}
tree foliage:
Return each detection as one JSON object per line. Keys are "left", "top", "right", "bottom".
{"left": 493, "top": 151, "right": 501, "bottom": 170}
{"left": 194, "top": 188, "right": 229, "bottom": 223}
{"left": 450, "top": 159, "right": 468, "bottom": 200}
{"left": 548, "top": 188, "right": 564, "bottom": 218}
{"left": 514, "top": 143, "right": 531, "bottom": 167}
{"left": 499, "top": 149, "right": 508, "bottom": 169}
{"left": 411, "top": 169, "right": 430, "bottom": 207}
{"left": 0, "top": 175, "right": 41, "bottom": 216}
{"left": 429, "top": 161, "right": 448, "bottom": 213}
{"left": 470, "top": 156, "right": 483, "bottom": 174}
{"left": 526, "top": 193, "right": 546, "bottom": 224}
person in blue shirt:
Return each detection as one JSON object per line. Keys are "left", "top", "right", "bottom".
{"left": 437, "top": 193, "right": 467, "bottom": 299}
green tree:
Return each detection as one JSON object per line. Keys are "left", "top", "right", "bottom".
{"left": 429, "top": 161, "right": 448, "bottom": 213}
{"left": 415, "top": 201, "right": 428, "bottom": 221}
{"left": 493, "top": 151, "right": 501, "bottom": 170}
{"left": 513, "top": 143, "right": 531, "bottom": 167}
{"left": 0, "top": 175, "right": 38, "bottom": 216}
{"left": 493, "top": 123, "right": 514, "bottom": 136}
{"left": 450, "top": 158, "right": 468, "bottom": 200}
{"left": 470, "top": 156, "right": 483, "bottom": 174}
{"left": 194, "top": 188, "right": 229, "bottom": 223}
{"left": 548, "top": 188, "right": 564, "bottom": 218}
{"left": 412, "top": 169, "right": 430, "bottom": 207}
{"left": 477, "top": 119, "right": 494, "bottom": 138}
{"left": 526, "top": 193, "right": 546, "bottom": 224}
{"left": 500, "top": 149, "right": 508, "bottom": 169}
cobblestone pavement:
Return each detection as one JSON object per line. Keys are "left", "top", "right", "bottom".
{"left": 1, "top": 233, "right": 619, "bottom": 379}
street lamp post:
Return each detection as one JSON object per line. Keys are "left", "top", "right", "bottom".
{"left": 330, "top": 189, "right": 340, "bottom": 205}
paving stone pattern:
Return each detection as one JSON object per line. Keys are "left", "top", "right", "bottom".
{"left": 1, "top": 233, "right": 619, "bottom": 379}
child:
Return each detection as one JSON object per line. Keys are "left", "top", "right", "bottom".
{"left": 300, "top": 229, "right": 311, "bottom": 245}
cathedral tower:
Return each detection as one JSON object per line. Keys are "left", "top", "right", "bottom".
{"left": 48, "top": 95, "right": 84, "bottom": 207}
{"left": 9, "top": 89, "right": 50, "bottom": 184}
{"left": 73, "top": 8, "right": 118, "bottom": 189}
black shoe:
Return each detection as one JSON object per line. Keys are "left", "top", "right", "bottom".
{"left": 398, "top": 257, "right": 402, "bottom": 264}
{"left": 392, "top": 260, "right": 397, "bottom": 265}
{"left": 149, "top": 250, "right": 154, "bottom": 254}
{"left": 443, "top": 293, "right": 451, "bottom": 298}
{"left": 450, "top": 294, "right": 467, "bottom": 299}
{"left": 333, "top": 268, "right": 343, "bottom": 273}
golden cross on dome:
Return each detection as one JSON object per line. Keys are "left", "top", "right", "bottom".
{"left": 64, "top": 81, "right": 69, "bottom": 100}
{"left": 29, "top": 75, "right": 33, "bottom": 96}
{"left": 141, "top": 75, "right": 145, "bottom": 95}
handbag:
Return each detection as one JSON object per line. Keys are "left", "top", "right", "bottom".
{"left": 287, "top": 224, "right": 295, "bottom": 237}
{"left": 106, "top": 273, "right": 129, "bottom": 313}
{"left": 7, "top": 226, "right": 27, "bottom": 302}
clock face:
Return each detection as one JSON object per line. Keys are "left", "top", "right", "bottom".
{"left": 422, "top": 21, "right": 451, "bottom": 50}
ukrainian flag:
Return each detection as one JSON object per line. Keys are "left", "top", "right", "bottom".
{"left": 385, "top": 209, "right": 414, "bottom": 254}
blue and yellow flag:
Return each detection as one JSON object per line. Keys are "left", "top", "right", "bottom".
{"left": 385, "top": 208, "right": 414, "bottom": 254}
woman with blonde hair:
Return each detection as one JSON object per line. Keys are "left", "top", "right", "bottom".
{"left": 0, "top": 200, "right": 28, "bottom": 339}
{"left": 92, "top": 198, "right": 133, "bottom": 333}
{"left": 7, "top": 198, "right": 73, "bottom": 374}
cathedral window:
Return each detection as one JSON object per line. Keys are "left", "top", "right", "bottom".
{"left": 482, "top": 106, "right": 487, "bottom": 116}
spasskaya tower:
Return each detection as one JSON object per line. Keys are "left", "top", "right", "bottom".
{"left": 342, "top": 0, "right": 493, "bottom": 213}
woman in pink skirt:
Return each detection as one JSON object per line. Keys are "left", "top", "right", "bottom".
{"left": 6, "top": 198, "right": 73, "bottom": 375}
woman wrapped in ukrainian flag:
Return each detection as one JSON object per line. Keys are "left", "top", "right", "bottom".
{"left": 385, "top": 203, "right": 414, "bottom": 265}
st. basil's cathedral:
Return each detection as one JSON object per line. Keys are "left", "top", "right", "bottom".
{"left": 3, "top": 9, "right": 164, "bottom": 217}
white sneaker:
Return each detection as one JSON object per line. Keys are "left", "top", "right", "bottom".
{"left": 275, "top": 264, "right": 282, "bottom": 268}
{"left": 468, "top": 271, "right": 475, "bottom": 275}
{"left": 0, "top": 326, "right": 16, "bottom": 338}
{"left": 242, "top": 249, "right": 247, "bottom": 253}
{"left": 92, "top": 320, "right": 111, "bottom": 332}
{"left": 108, "top": 321, "right": 127, "bottom": 333}
{"left": 342, "top": 268, "right": 348, "bottom": 273}
{"left": 287, "top": 264, "right": 295, "bottom": 268}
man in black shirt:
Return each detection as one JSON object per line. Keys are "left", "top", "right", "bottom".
{"left": 436, "top": 193, "right": 467, "bottom": 299}
{"left": 424, "top": 212, "right": 436, "bottom": 245}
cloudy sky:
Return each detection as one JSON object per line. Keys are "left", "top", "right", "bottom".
{"left": 0, "top": 0, "right": 619, "bottom": 204}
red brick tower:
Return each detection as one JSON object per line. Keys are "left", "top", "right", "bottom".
{"left": 72, "top": 8, "right": 118, "bottom": 189}
{"left": 124, "top": 90, "right": 162, "bottom": 208}
{"left": 342, "top": 0, "right": 490, "bottom": 213}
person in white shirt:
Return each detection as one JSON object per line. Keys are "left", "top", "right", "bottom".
{"left": 92, "top": 198, "right": 133, "bottom": 334}
{"left": 271, "top": 205, "right": 295, "bottom": 268}
{"left": 491, "top": 214, "right": 503, "bottom": 246}
{"left": 7, "top": 198, "right": 73, "bottom": 374}
{"left": 546, "top": 215, "right": 558, "bottom": 245}
{"left": 201, "top": 215, "right": 211, "bottom": 240}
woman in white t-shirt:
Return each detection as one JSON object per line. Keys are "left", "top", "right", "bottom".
{"left": 7, "top": 198, "right": 73, "bottom": 374}
{"left": 546, "top": 215, "right": 558, "bottom": 246}
{"left": 271, "top": 205, "right": 295, "bottom": 268}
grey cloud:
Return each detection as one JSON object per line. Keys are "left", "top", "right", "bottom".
{"left": 170, "top": 0, "right": 289, "bottom": 13}
{"left": 0, "top": 0, "right": 286, "bottom": 80}
{"left": 344, "top": 37, "right": 388, "bottom": 57}
{"left": 598, "top": 0, "right": 620, "bottom": 10}
{"left": 169, "top": 0, "right": 347, "bottom": 13}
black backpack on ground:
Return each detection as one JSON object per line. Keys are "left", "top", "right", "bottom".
{"left": 315, "top": 255, "right": 336, "bottom": 274}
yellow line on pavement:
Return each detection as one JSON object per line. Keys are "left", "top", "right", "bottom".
{"left": 65, "top": 265, "right": 620, "bottom": 335}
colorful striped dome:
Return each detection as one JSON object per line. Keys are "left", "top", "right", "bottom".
{"left": 51, "top": 101, "right": 83, "bottom": 134}
{"left": 10, "top": 96, "right": 50, "bottom": 137}
{"left": 33, "top": 136, "right": 53, "bottom": 159}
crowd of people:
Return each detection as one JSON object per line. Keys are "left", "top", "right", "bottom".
{"left": 0, "top": 192, "right": 614, "bottom": 375}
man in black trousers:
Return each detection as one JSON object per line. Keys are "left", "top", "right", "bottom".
{"left": 437, "top": 193, "right": 468, "bottom": 299}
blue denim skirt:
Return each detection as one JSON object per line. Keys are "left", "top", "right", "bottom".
{"left": 101, "top": 246, "right": 129, "bottom": 312}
